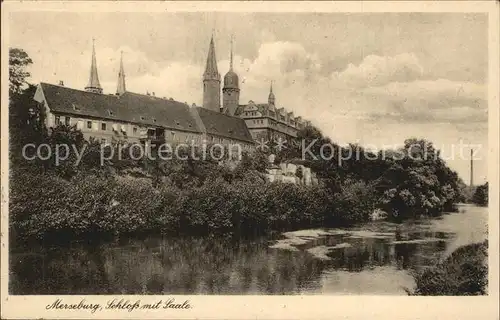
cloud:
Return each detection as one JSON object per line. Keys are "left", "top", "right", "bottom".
{"left": 97, "top": 41, "right": 324, "bottom": 107}
{"left": 102, "top": 59, "right": 201, "bottom": 105}
{"left": 363, "top": 79, "right": 487, "bottom": 124}
{"left": 78, "top": 45, "right": 161, "bottom": 79}
{"left": 332, "top": 53, "right": 424, "bottom": 88}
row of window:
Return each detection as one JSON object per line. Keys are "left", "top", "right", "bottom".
{"left": 54, "top": 115, "right": 252, "bottom": 147}
{"left": 55, "top": 115, "right": 141, "bottom": 135}
{"left": 93, "top": 135, "right": 251, "bottom": 148}
{"left": 244, "top": 113, "right": 302, "bottom": 128}
{"left": 55, "top": 115, "right": 195, "bottom": 135}
{"left": 251, "top": 118, "right": 298, "bottom": 134}
{"left": 54, "top": 115, "right": 71, "bottom": 126}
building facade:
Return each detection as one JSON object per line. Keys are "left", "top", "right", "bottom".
{"left": 34, "top": 39, "right": 255, "bottom": 150}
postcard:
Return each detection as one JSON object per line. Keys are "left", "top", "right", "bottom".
{"left": 1, "top": 1, "right": 499, "bottom": 319}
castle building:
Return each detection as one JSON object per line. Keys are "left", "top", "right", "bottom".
{"left": 34, "top": 39, "right": 254, "bottom": 150}
{"left": 33, "top": 35, "right": 310, "bottom": 150}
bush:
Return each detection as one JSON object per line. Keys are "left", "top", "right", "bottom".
{"left": 10, "top": 168, "right": 348, "bottom": 241}
{"left": 409, "top": 241, "right": 488, "bottom": 295}
{"left": 327, "top": 180, "right": 377, "bottom": 225}
{"left": 472, "top": 182, "right": 488, "bottom": 206}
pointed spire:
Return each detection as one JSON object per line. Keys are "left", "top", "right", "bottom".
{"left": 85, "top": 38, "right": 103, "bottom": 94}
{"left": 116, "top": 50, "right": 126, "bottom": 95}
{"left": 268, "top": 80, "right": 276, "bottom": 106}
{"left": 204, "top": 34, "right": 220, "bottom": 80}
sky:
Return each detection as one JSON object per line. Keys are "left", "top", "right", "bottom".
{"left": 8, "top": 12, "right": 488, "bottom": 184}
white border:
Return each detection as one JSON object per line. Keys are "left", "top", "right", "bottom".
{"left": 1, "top": 2, "right": 499, "bottom": 319}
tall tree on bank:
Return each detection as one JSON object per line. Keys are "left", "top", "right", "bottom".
{"left": 9, "top": 48, "right": 47, "bottom": 167}
{"left": 9, "top": 48, "right": 33, "bottom": 96}
{"left": 472, "top": 182, "right": 488, "bottom": 207}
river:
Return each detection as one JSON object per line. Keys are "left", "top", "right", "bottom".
{"left": 9, "top": 204, "right": 487, "bottom": 295}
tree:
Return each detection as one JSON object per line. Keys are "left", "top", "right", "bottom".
{"left": 472, "top": 182, "right": 488, "bottom": 206}
{"left": 8, "top": 49, "right": 44, "bottom": 163}
{"left": 9, "top": 48, "right": 33, "bottom": 96}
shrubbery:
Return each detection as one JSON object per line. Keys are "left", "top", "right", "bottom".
{"left": 10, "top": 168, "right": 341, "bottom": 241}
{"left": 472, "top": 182, "right": 488, "bottom": 207}
{"left": 408, "top": 241, "right": 488, "bottom": 295}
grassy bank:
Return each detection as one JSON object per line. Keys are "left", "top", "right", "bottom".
{"left": 408, "top": 241, "right": 488, "bottom": 295}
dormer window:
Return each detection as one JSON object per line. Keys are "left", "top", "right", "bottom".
{"left": 107, "top": 110, "right": 114, "bottom": 116}
{"left": 175, "top": 121, "right": 180, "bottom": 126}
{"left": 152, "top": 118, "right": 157, "bottom": 123}
{"left": 140, "top": 116, "right": 145, "bottom": 121}
{"left": 72, "top": 104, "right": 80, "bottom": 111}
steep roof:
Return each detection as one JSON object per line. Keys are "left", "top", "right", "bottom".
{"left": 203, "top": 36, "right": 220, "bottom": 81}
{"left": 196, "top": 107, "right": 254, "bottom": 143}
{"left": 39, "top": 82, "right": 256, "bottom": 143}
{"left": 235, "top": 103, "right": 305, "bottom": 125}
{"left": 234, "top": 103, "right": 268, "bottom": 116}
{"left": 40, "top": 82, "right": 201, "bottom": 133}
{"left": 116, "top": 51, "right": 126, "bottom": 95}
{"left": 85, "top": 41, "right": 102, "bottom": 93}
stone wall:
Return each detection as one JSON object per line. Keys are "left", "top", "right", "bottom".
{"left": 265, "top": 162, "right": 318, "bottom": 186}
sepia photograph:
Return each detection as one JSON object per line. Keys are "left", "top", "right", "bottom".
{"left": 1, "top": 1, "right": 499, "bottom": 319}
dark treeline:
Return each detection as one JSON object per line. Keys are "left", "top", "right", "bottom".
{"left": 472, "top": 182, "right": 488, "bottom": 206}
{"left": 9, "top": 47, "right": 470, "bottom": 244}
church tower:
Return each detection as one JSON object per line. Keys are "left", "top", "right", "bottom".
{"left": 203, "top": 35, "right": 221, "bottom": 112}
{"left": 85, "top": 39, "right": 103, "bottom": 94}
{"left": 116, "top": 51, "right": 126, "bottom": 95}
{"left": 222, "top": 36, "right": 240, "bottom": 116}
{"left": 268, "top": 81, "right": 276, "bottom": 106}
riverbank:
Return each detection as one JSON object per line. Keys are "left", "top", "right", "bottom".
{"left": 408, "top": 241, "right": 488, "bottom": 295}
{"left": 9, "top": 205, "right": 488, "bottom": 295}
{"left": 10, "top": 169, "right": 373, "bottom": 244}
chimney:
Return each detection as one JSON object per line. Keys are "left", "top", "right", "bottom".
{"left": 152, "top": 92, "right": 155, "bottom": 97}
{"left": 146, "top": 91, "right": 150, "bottom": 96}
{"left": 59, "top": 80, "right": 64, "bottom": 86}
{"left": 470, "top": 148, "right": 474, "bottom": 187}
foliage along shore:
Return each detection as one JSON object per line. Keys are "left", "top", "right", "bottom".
{"left": 408, "top": 241, "right": 488, "bottom": 295}
{"left": 9, "top": 47, "right": 471, "bottom": 244}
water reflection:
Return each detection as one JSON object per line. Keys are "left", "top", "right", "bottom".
{"left": 10, "top": 205, "right": 487, "bottom": 295}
